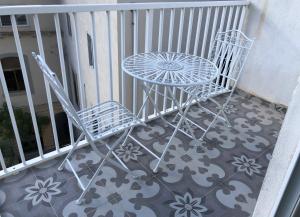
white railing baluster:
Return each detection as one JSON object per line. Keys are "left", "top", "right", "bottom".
{"left": 168, "top": 9, "right": 176, "bottom": 109}
{"left": 0, "top": 149, "right": 7, "bottom": 173}
{"left": 238, "top": 6, "right": 247, "bottom": 31}
{"left": 33, "top": 14, "right": 60, "bottom": 152}
{"left": 201, "top": 7, "right": 211, "bottom": 57}
{"left": 193, "top": 8, "right": 203, "bottom": 55}
{"left": 0, "top": 62, "right": 25, "bottom": 164}
{"left": 178, "top": 8, "right": 185, "bottom": 106}
{"left": 185, "top": 8, "right": 194, "bottom": 54}
{"left": 232, "top": 6, "right": 241, "bottom": 30}
{"left": 219, "top": 6, "right": 227, "bottom": 32}
{"left": 132, "top": 10, "right": 138, "bottom": 114}
{"left": 11, "top": 15, "right": 44, "bottom": 158}
{"left": 91, "top": 11, "right": 100, "bottom": 104}
{"left": 167, "top": 9, "right": 175, "bottom": 52}
{"left": 208, "top": 7, "right": 220, "bottom": 53}
{"left": 72, "top": 12, "right": 85, "bottom": 108}
{"left": 106, "top": 10, "right": 114, "bottom": 101}
{"left": 54, "top": 13, "right": 74, "bottom": 146}
{"left": 180, "top": 7, "right": 195, "bottom": 106}
{"left": 155, "top": 9, "right": 164, "bottom": 113}
{"left": 143, "top": 9, "right": 153, "bottom": 120}
{"left": 225, "top": 6, "right": 234, "bottom": 31}
{"left": 212, "top": 6, "right": 226, "bottom": 94}
{"left": 120, "top": 11, "right": 125, "bottom": 105}
{"left": 177, "top": 8, "right": 185, "bottom": 53}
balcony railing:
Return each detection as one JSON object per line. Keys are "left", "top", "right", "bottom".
{"left": 0, "top": 1, "right": 249, "bottom": 178}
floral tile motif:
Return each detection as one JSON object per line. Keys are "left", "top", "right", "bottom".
{"left": 114, "top": 143, "right": 143, "bottom": 162}
{"left": 0, "top": 90, "right": 285, "bottom": 217}
{"left": 169, "top": 191, "right": 208, "bottom": 217}
{"left": 21, "top": 174, "right": 64, "bottom": 209}
{"left": 231, "top": 154, "right": 262, "bottom": 176}
{"left": 0, "top": 169, "right": 59, "bottom": 217}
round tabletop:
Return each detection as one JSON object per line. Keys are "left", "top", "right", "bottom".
{"left": 122, "top": 52, "right": 218, "bottom": 87}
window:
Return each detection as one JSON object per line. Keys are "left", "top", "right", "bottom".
{"left": 66, "top": 14, "right": 72, "bottom": 36}
{"left": 2, "top": 57, "right": 25, "bottom": 92}
{"left": 0, "top": 15, "right": 28, "bottom": 26}
{"left": 87, "top": 33, "right": 94, "bottom": 67}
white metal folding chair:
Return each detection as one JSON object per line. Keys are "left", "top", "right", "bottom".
{"left": 32, "top": 53, "right": 143, "bottom": 204}
{"left": 175, "top": 30, "right": 254, "bottom": 141}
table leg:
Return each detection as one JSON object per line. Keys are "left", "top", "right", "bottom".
{"left": 166, "top": 86, "right": 197, "bottom": 139}
{"left": 153, "top": 92, "right": 196, "bottom": 173}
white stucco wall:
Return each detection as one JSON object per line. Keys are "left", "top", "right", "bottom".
{"left": 239, "top": 0, "right": 300, "bottom": 106}
{"left": 60, "top": 0, "right": 119, "bottom": 108}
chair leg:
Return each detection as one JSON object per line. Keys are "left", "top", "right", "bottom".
{"left": 220, "top": 108, "right": 231, "bottom": 127}
{"left": 76, "top": 130, "right": 131, "bottom": 204}
{"left": 153, "top": 94, "right": 195, "bottom": 173}
{"left": 200, "top": 109, "right": 222, "bottom": 141}
{"left": 58, "top": 133, "right": 84, "bottom": 171}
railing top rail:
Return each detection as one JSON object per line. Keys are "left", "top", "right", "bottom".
{"left": 0, "top": 1, "right": 249, "bottom": 15}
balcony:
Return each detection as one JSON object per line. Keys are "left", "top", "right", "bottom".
{"left": 0, "top": 1, "right": 297, "bottom": 217}
{"left": 0, "top": 90, "right": 286, "bottom": 216}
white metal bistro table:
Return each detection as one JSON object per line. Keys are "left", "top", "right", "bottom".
{"left": 122, "top": 52, "right": 218, "bottom": 173}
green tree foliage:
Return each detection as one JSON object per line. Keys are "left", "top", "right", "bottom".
{"left": 0, "top": 103, "right": 49, "bottom": 166}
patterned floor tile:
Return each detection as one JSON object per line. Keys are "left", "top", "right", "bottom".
{"left": 0, "top": 169, "right": 59, "bottom": 217}
{"left": 0, "top": 90, "right": 286, "bottom": 217}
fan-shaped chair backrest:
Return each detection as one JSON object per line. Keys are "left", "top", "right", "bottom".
{"left": 208, "top": 30, "right": 254, "bottom": 90}
{"left": 32, "top": 52, "right": 84, "bottom": 131}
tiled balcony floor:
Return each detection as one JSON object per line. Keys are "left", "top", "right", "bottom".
{"left": 0, "top": 90, "right": 285, "bottom": 217}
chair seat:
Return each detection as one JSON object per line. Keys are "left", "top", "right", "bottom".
{"left": 77, "top": 101, "right": 142, "bottom": 140}
{"left": 180, "top": 82, "right": 230, "bottom": 101}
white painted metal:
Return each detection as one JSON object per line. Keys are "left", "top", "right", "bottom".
{"left": 168, "top": 9, "right": 175, "bottom": 109}
{"left": 0, "top": 150, "right": 7, "bottom": 173}
{"left": 168, "top": 9, "right": 175, "bottom": 52}
{"left": 225, "top": 6, "right": 234, "bottom": 31}
{"left": 143, "top": 9, "right": 153, "bottom": 120}
{"left": 0, "top": 62, "right": 26, "bottom": 164}
{"left": 33, "top": 14, "right": 60, "bottom": 152}
{"left": 185, "top": 8, "right": 194, "bottom": 54}
{"left": 132, "top": 10, "right": 138, "bottom": 114}
{"left": 122, "top": 52, "right": 218, "bottom": 86}
{"left": 54, "top": 13, "right": 74, "bottom": 146}
{"left": 193, "top": 8, "right": 203, "bottom": 55}
{"left": 106, "top": 11, "right": 114, "bottom": 101}
{"left": 11, "top": 15, "right": 44, "bottom": 158}
{"left": 200, "top": 7, "right": 211, "bottom": 57}
{"left": 0, "top": 1, "right": 249, "bottom": 15}
{"left": 120, "top": 11, "right": 125, "bottom": 105}
{"left": 238, "top": 6, "right": 247, "bottom": 31}
{"left": 33, "top": 53, "right": 143, "bottom": 204}
{"left": 232, "top": 6, "right": 240, "bottom": 30}
{"left": 219, "top": 6, "right": 227, "bottom": 32}
{"left": 177, "top": 8, "right": 185, "bottom": 54}
{"left": 122, "top": 52, "right": 218, "bottom": 172}
{"left": 177, "top": 8, "right": 185, "bottom": 106}
{"left": 91, "top": 11, "right": 100, "bottom": 104}
{"left": 178, "top": 8, "right": 194, "bottom": 106}
{"left": 154, "top": 9, "right": 164, "bottom": 113}
{"left": 180, "top": 30, "right": 254, "bottom": 141}
{"left": 208, "top": 7, "right": 220, "bottom": 54}
{"left": 72, "top": 12, "right": 85, "bottom": 108}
